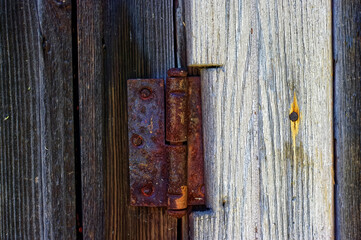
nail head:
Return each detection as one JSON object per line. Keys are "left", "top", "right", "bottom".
{"left": 289, "top": 112, "right": 298, "bottom": 122}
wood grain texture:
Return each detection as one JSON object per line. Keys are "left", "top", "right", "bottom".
{"left": 334, "top": 1, "right": 361, "bottom": 239}
{"left": 77, "top": 1, "right": 179, "bottom": 239}
{"left": 77, "top": 1, "right": 105, "bottom": 239}
{"left": 185, "top": 0, "right": 226, "bottom": 66}
{"left": 103, "top": 1, "right": 177, "bottom": 239}
{"left": 175, "top": 0, "right": 187, "bottom": 68}
{"left": 0, "top": 1, "right": 76, "bottom": 239}
{"left": 188, "top": 0, "right": 334, "bottom": 239}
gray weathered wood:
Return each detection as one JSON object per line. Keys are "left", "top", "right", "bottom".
{"left": 185, "top": 0, "right": 226, "bottom": 66}
{"left": 187, "top": 0, "right": 334, "bottom": 239}
{"left": 0, "top": 1, "right": 76, "bottom": 239}
{"left": 334, "top": 1, "right": 361, "bottom": 239}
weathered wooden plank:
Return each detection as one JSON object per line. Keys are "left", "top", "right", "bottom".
{"left": 185, "top": 0, "right": 226, "bottom": 67}
{"left": 187, "top": 0, "right": 334, "bottom": 239}
{"left": 0, "top": 1, "right": 76, "bottom": 239}
{"left": 104, "top": 1, "right": 178, "bottom": 239}
{"left": 334, "top": 1, "right": 361, "bottom": 239}
{"left": 175, "top": 0, "right": 187, "bottom": 68}
{"left": 77, "top": 1, "right": 178, "bottom": 239}
{"left": 76, "top": 1, "right": 105, "bottom": 239}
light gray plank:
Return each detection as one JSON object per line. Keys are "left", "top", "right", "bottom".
{"left": 185, "top": 0, "right": 226, "bottom": 66}
{"left": 187, "top": 0, "right": 334, "bottom": 239}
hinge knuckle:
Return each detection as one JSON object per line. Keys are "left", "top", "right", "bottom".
{"left": 166, "top": 76, "right": 188, "bottom": 143}
{"left": 167, "top": 145, "right": 187, "bottom": 211}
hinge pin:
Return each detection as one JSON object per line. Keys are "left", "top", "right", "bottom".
{"left": 166, "top": 69, "right": 189, "bottom": 217}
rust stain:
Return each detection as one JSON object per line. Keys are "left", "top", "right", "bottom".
{"left": 187, "top": 76, "right": 205, "bottom": 206}
{"left": 148, "top": 117, "right": 154, "bottom": 133}
{"left": 290, "top": 92, "right": 300, "bottom": 157}
{"left": 289, "top": 92, "right": 300, "bottom": 142}
{"left": 166, "top": 73, "right": 188, "bottom": 143}
{"left": 128, "top": 70, "right": 205, "bottom": 217}
{"left": 128, "top": 79, "right": 168, "bottom": 207}
{"left": 290, "top": 92, "right": 300, "bottom": 185}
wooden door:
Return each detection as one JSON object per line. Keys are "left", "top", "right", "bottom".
{"left": 1, "top": 0, "right": 360, "bottom": 239}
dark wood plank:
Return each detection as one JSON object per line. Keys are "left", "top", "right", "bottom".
{"left": 104, "top": 1, "right": 177, "bottom": 239}
{"left": 0, "top": 1, "right": 76, "bottom": 239}
{"left": 77, "top": 1, "right": 178, "bottom": 239}
{"left": 334, "top": 1, "right": 361, "bottom": 239}
{"left": 76, "top": 1, "right": 106, "bottom": 239}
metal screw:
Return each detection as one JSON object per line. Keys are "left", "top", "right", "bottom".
{"left": 131, "top": 134, "right": 143, "bottom": 147}
{"left": 141, "top": 184, "right": 154, "bottom": 197}
{"left": 140, "top": 88, "right": 152, "bottom": 100}
{"left": 289, "top": 112, "right": 298, "bottom": 122}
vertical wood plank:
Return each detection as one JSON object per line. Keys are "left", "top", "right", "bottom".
{"left": 39, "top": 1, "right": 76, "bottom": 238}
{"left": 77, "top": 1, "right": 105, "bottom": 239}
{"left": 334, "top": 1, "right": 361, "bottom": 239}
{"left": 175, "top": 0, "right": 187, "bottom": 68}
{"left": 0, "top": 0, "right": 76, "bottom": 239}
{"left": 185, "top": 0, "right": 226, "bottom": 66}
{"left": 187, "top": 0, "right": 334, "bottom": 239}
{"left": 104, "top": 1, "right": 177, "bottom": 239}
{"left": 77, "top": 1, "right": 178, "bottom": 239}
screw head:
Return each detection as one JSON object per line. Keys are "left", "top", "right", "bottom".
{"left": 140, "top": 88, "right": 152, "bottom": 100}
{"left": 131, "top": 134, "right": 143, "bottom": 147}
{"left": 141, "top": 184, "right": 154, "bottom": 197}
{"left": 289, "top": 112, "right": 298, "bottom": 122}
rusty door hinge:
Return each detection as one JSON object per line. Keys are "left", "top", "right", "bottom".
{"left": 127, "top": 68, "right": 205, "bottom": 218}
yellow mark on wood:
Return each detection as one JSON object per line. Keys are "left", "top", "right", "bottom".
{"left": 290, "top": 92, "right": 300, "bottom": 185}
{"left": 290, "top": 92, "right": 300, "bottom": 157}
